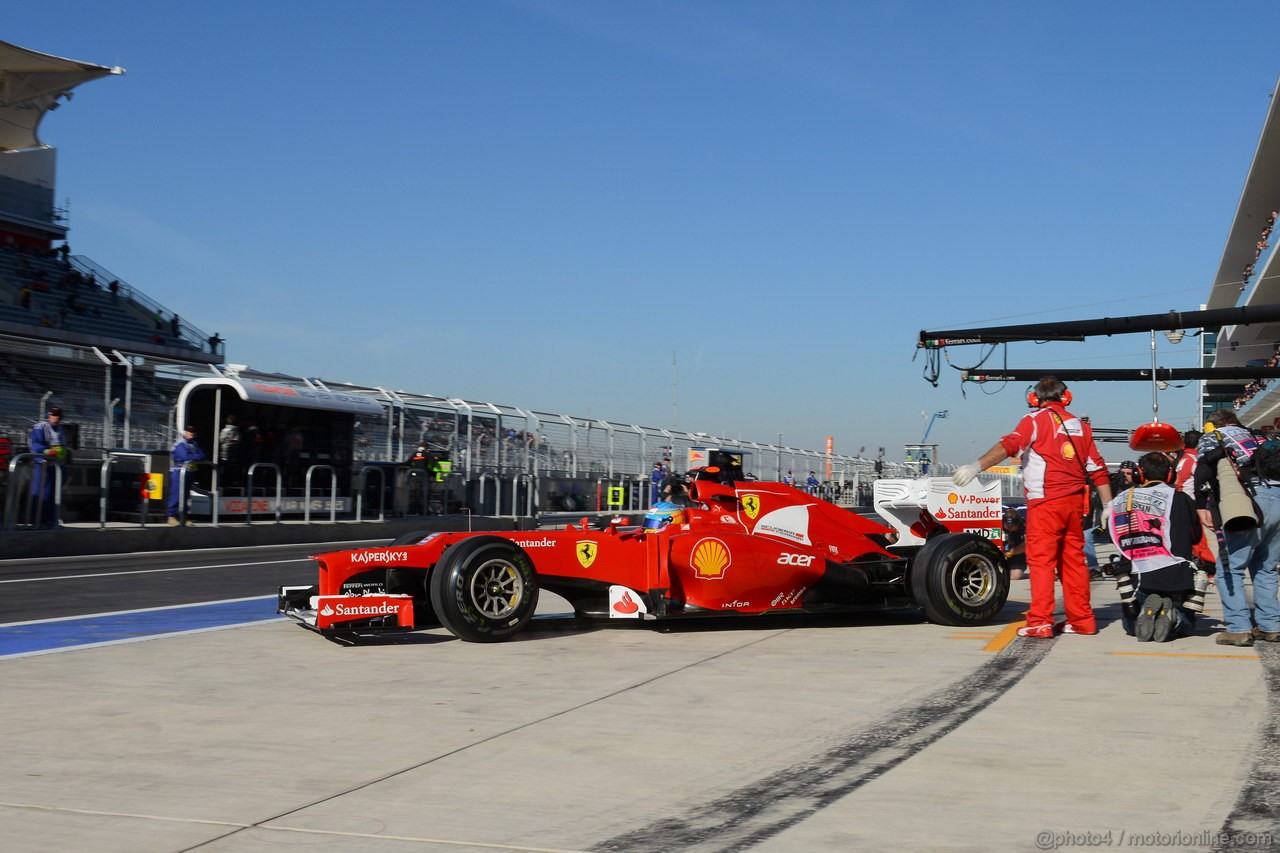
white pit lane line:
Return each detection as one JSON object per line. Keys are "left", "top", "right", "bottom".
{"left": 0, "top": 557, "right": 311, "bottom": 585}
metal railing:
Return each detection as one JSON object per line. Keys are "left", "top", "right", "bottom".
{"left": 245, "top": 462, "right": 283, "bottom": 525}
{"left": 303, "top": 465, "right": 338, "bottom": 525}
{"left": 174, "top": 459, "right": 218, "bottom": 527}
{"left": 97, "top": 452, "right": 150, "bottom": 528}
{"left": 4, "top": 453, "right": 64, "bottom": 530}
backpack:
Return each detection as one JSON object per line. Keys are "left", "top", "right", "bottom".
{"left": 1250, "top": 434, "right": 1280, "bottom": 482}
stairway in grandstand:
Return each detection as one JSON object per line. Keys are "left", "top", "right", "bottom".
{"left": 0, "top": 244, "right": 220, "bottom": 447}
{"left": 0, "top": 245, "right": 215, "bottom": 357}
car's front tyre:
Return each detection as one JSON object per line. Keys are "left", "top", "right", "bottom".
{"left": 430, "top": 536, "right": 539, "bottom": 642}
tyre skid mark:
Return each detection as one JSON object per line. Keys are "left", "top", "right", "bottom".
{"left": 1214, "top": 643, "right": 1280, "bottom": 852}
{"left": 594, "top": 637, "right": 1053, "bottom": 853}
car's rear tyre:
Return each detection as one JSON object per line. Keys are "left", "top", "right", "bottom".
{"left": 390, "top": 530, "right": 436, "bottom": 547}
{"left": 910, "top": 532, "right": 1008, "bottom": 626}
{"left": 430, "top": 536, "right": 539, "bottom": 642}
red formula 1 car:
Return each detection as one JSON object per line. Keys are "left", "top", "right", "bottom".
{"left": 278, "top": 473, "right": 1010, "bottom": 643}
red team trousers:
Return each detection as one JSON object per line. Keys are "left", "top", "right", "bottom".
{"left": 1024, "top": 491, "right": 1094, "bottom": 631}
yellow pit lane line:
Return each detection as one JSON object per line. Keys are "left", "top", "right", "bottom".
{"left": 982, "top": 622, "right": 1023, "bottom": 652}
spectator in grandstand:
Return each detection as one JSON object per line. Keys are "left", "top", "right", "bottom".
{"left": 782, "top": 470, "right": 796, "bottom": 487}
{"left": 806, "top": 471, "right": 820, "bottom": 494}
{"left": 153, "top": 310, "right": 163, "bottom": 331}
{"left": 651, "top": 461, "right": 664, "bottom": 503}
{"left": 167, "top": 425, "right": 206, "bottom": 526}
{"left": 169, "top": 313, "right": 181, "bottom": 338}
{"left": 28, "top": 406, "right": 69, "bottom": 528}
{"left": 108, "top": 279, "right": 119, "bottom": 301}
{"left": 207, "top": 332, "right": 223, "bottom": 355}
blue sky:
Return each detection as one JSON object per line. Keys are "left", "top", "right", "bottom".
{"left": 8, "top": 2, "right": 1277, "bottom": 464}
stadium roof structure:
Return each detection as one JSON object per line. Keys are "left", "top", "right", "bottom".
{"left": 0, "top": 40, "right": 123, "bottom": 152}
{"left": 919, "top": 74, "right": 1280, "bottom": 430}
{"left": 1198, "top": 74, "right": 1280, "bottom": 426}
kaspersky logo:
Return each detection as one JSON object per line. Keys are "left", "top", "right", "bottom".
{"left": 692, "top": 538, "right": 731, "bottom": 579}
{"left": 741, "top": 494, "right": 761, "bottom": 520}
{"left": 350, "top": 550, "right": 409, "bottom": 564}
{"left": 576, "top": 541, "right": 598, "bottom": 568}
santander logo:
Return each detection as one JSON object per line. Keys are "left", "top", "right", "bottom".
{"left": 613, "top": 590, "right": 640, "bottom": 615}
{"left": 322, "top": 600, "right": 401, "bottom": 617}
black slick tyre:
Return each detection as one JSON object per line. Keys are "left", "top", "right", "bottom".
{"left": 909, "top": 532, "right": 1008, "bottom": 626}
{"left": 429, "top": 536, "right": 539, "bottom": 642}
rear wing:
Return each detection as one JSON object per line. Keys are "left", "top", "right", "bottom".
{"left": 873, "top": 477, "right": 1003, "bottom": 548}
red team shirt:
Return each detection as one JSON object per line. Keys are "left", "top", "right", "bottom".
{"left": 999, "top": 403, "right": 1110, "bottom": 502}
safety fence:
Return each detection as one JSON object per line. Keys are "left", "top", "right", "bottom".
{"left": 0, "top": 330, "right": 1025, "bottom": 530}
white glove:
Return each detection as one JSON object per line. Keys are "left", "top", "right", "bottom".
{"left": 952, "top": 463, "right": 982, "bottom": 487}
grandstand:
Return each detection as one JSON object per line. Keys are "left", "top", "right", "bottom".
{"left": 0, "top": 38, "right": 915, "bottom": 530}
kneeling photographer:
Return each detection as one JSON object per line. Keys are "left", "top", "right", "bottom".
{"left": 1106, "top": 452, "right": 1204, "bottom": 643}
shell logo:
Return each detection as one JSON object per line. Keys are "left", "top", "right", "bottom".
{"left": 692, "top": 538, "right": 731, "bottom": 579}
{"left": 1061, "top": 442, "right": 1076, "bottom": 460}
{"left": 948, "top": 492, "right": 958, "bottom": 504}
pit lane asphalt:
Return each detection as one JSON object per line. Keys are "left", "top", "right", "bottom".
{"left": 1, "top": 527, "right": 1277, "bottom": 852}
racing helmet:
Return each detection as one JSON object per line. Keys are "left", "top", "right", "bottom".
{"left": 643, "top": 501, "right": 687, "bottom": 532}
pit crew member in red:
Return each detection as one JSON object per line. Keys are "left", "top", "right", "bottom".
{"left": 953, "top": 377, "right": 1112, "bottom": 637}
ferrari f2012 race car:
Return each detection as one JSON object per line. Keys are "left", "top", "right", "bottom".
{"left": 278, "top": 473, "right": 1010, "bottom": 643}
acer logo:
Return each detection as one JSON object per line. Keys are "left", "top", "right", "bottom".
{"left": 777, "top": 553, "right": 815, "bottom": 567}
